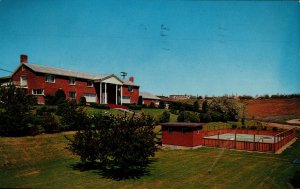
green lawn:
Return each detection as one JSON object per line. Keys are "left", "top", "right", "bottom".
{"left": 1, "top": 131, "right": 299, "bottom": 188}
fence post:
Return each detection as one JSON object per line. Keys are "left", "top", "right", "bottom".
{"left": 253, "top": 134, "right": 255, "bottom": 151}
{"left": 235, "top": 131, "right": 237, "bottom": 149}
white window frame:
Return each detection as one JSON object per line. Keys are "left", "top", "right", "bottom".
{"left": 69, "top": 78, "right": 76, "bottom": 85}
{"left": 68, "top": 91, "right": 76, "bottom": 99}
{"left": 20, "top": 75, "right": 27, "bottom": 87}
{"left": 87, "top": 80, "right": 93, "bottom": 87}
{"left": 32, "top": 89, "right": 44, "bottom": 95}
{"left": 45, "top": 74, "right": 55, "bottom": 83}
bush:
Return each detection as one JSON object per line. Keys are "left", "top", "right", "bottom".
{"left": 54, "top": 89, "right": 66, "bottom": 103}
{"left": 159, "top": 111, "right": 170, "bottom": 123}
{"left": 36, "top": 105, "right": 56, "bottom": 115}
{"left": 42, "top": 113, "right": 60, "bottom": 133}
{"left": 60, "top": 100, "right": 90, "bottom": 130}
{"left": 138, "top": 96, "right": 143, "bottom": 106}
{"left": 90, "top": 103, "right": 110, "bottom": 109}
{"left": 210, "top": 111, "right": 223, "bottom": 122}
{"left": 272, "top": 127, "right": 278, "bottom": 131}
{"left": 149, "top": 102, "right": 156, "bottom": 109}
{"left": 177, "top": 111, "right": 200, "bottom": 123}
{"left": 45, "top": 94, "right": 56, "bottom": 105}
{"left": 200, "top": 113, "right": 212, "bottom": 123}
{"left": 250, "top": 126, "right": 257, "bottom": 130}
{"left": 129, "top": 104, "right": 142, "bottom": 110}
{"left": 158, "top": 101, "right": 165, "bottom": 109}
{"left": 79, "top": 97, "right": 86, "bottom": 106}
{"left": 231, "top": 124, "right": 237, "bottom": 129}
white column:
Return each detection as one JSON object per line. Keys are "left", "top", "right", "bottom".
{"left": 115, "top": 85, "right": 118, "bottom": 104}
{"left": 104, "top": 83, "right": 107, "bottom": 104}
{"left": 99, "top": 82, "right": 102, "bottom": 104}
{"left": 120, "top": 85, "right": 123, "bottom": 105}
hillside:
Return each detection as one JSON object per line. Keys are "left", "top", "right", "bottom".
{"left": 243, "top": 98, "right": 300, "bottom": 119}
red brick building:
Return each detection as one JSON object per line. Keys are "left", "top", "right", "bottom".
{"left": 161, "top": 122, "right": 205, "bottom": 148}
{"left": 140, "top": 92, "right": 160, "bottom": 106}
{"left": 2, "top": 55, "right": 139, "bottom": 105}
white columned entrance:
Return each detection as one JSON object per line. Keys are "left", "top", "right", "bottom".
{"left": 99, "top": 82, "right": 102, "bottom": 104}
{"left": 104, "top": 83, "right": 107, "bottom": 104}
{"left": 115, "top": 85, "right": 118, "bottom": 104}
{"left": 120, "top": 85, "right": 123, "bottom": 105}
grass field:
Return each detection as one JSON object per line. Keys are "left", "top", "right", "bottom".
{"left": 1, "top": 131, "right": 300, "bottom": 188}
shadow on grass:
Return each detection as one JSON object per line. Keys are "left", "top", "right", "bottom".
{"left": 71, "top": 159, "right": 157, "bottom": 181}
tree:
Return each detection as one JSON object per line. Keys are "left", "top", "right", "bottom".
{"left": 158, "top": 101, "right": 165, "bottom": 109}
{"left": 138, "top": 96, "right": 143, "bottom": 106}
{"left": 159, "top": 111, "right": 170, "bottom": 123}
{"left": 208, "top": 97, "right": 242, "bottom": 122}
{"left": 54, "top": 89, "right": 66, "bottom": 104}
{"left": 193, "top": 100, "right": 200, "bottom": 112}
{"left": 149, "top": 102, "right": 155, "bottom": 108}
{"left": 177, "top": 111, "right": 200, "bottom": 123}
{"left": 0, "top": 84, "right": 37, "bottom": 136}
{"left": 79, "top": 96, "right": 86, "bottom": 106}
{"left": 60, "top": 100, "right": 89, "bottom": 130}
{"left": 67, "top": 113, "right": 157, "bottom": 178}
{"left": 202, "top": 100, "right": 208, "bottom": 113}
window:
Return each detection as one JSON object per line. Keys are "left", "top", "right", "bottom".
{"left": 68, "top": 91, "right": 76, "bottom": 99}
{"left": 128, "top": 85, "right": 133, "bottom": 92}
{"left": 122, "top": 96, "right": 131, "bottom": 104}
{"left": 84, "top": 93, "right": 97, "bottom": 103}
{"left": 45, "top": 75, "right": 55, "bottom": 83}
{"left": 20, "top": 76, "right": 27, "bottom": 87}
{"left": 87, "top": 80, "right": 93, "bottom": 87}
{"left": 32, "top": 89, "right": 44, "bottom": 95}
{"left": 69, "top": 78, "right": 76, "bottom": 85}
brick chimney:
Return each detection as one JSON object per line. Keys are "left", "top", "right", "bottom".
{"left": 20, "top": 54, "right": 28, "bottom": 64}
{"left": 129, "top": 76, "right": 134, "bottom": 83}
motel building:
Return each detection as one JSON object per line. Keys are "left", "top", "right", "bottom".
{"left": 0, "top": 55, "right": 139, "bottom": 106}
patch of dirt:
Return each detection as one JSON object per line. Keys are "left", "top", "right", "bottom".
{"left": 286, "top": 119, "right": 300, "bottom": 124}
{"left": 16, "top": 170, "right": 40, "bottom": 177}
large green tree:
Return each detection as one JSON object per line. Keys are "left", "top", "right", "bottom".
{"left": 68, "top": 112, "right": 157, "bottom": 178}
{"left": 0, "top": 84, "right": 37, "bottom": 136}
{"left": 208, "top": 97, "right": 242, "bottom": 121}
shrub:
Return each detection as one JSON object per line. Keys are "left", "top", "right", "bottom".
{"left": 231, "top": 124, "right": 237, "bottom": 129}
{"left": 149, "top": 102, "right": 155, "bottom": 109}
{"left": 158, "top": 101, "right": 165, "bottom": 109}
{"left": 250, "top": 126, "right": 257, "bottom": 130}
{"left": 210, "top": 111, "right": 223, "bottom": 122}
{"left": 54, "top": 89, "right": 66, "bottom": 103}
{"left": 45, "top": 94, "right": 56, "bottom": 105}
{"left": 272, "top": 127, "right": 278, "bottom": 131}
{"left": 177, "top": 111, "right": 200, "bottom": 123}
{"left": 200, "top": 113, "right": 212, "bottom": 123}
{"left": 42, "top": 113, "right": 60, "bottom": 133}
{"left": 90, "top": 103, "right": 110, "bottom": 109}
{"left": 60, "top": 100, "right": 90, "bottom": 130}
{"left": 159, "top": 111, "right": 170, "bottom": 123}
{"left": 79, "top": 97, "right": 86, "bottom": 106}
{"left": 129, "top": 104, "right": 142, "bottom": 110}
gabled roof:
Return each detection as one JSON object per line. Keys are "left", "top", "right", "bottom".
{"left": 23, "top": 63, "right": 110, "bottom": 80}
{"left": 121, "top": 79, "right": 139, "bottom": 87}
{"left": 140, "top": 92, "right": 160, "bottom": 100}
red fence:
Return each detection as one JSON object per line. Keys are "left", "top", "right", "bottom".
{"left": 202, "top": 128, "right": 297, "bottom": 153}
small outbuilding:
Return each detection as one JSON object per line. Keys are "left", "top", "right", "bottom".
{"left": 161, "top": 122, "right": 205, "bottom": 149}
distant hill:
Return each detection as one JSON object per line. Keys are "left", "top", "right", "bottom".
{"left": 243, "top": 98, "right": 300, "bottom": 119}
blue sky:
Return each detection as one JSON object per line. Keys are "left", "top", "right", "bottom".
{"left": 0, "top": 0, "right": 299, "bottom": 96}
